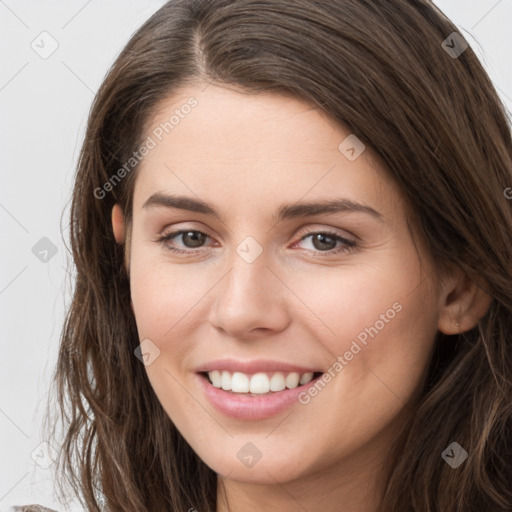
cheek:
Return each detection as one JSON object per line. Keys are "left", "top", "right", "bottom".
{"left": 291, "top": 255, "right": 437, "bottom": 359}
{"left": 294, "top": 243, "right": 440, "bottom": 405}
{"left": 129, "top": 249, "right": 208, "bottom": 340}
{"left": 321, "top": 273, "right": 439, "bottom": 422}
{"left": 128, "top": 256, "right": 208, "bottom": 427}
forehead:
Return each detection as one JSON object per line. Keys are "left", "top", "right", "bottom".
{"left": 132, "top": 84, "right": 401, "bottom": 221}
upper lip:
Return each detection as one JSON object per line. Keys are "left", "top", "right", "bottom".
{"left": 195, "top": 359, "right": 321, "bottom": 375}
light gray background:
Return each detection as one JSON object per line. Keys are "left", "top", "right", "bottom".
{"left": 1, "top": 1, "right": 511, "bottom": 510}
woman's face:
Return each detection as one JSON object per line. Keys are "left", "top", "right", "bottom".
{"left": 122, "top": 83, "right": 445, "bottom": 484}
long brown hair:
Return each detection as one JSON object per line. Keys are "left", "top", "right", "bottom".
{"left": 47, "top": 0, "right": 512, "bottom": 510}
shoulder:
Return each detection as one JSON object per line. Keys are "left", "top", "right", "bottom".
{"left": 8, "top": 506, "right": 58, "bottom": 512}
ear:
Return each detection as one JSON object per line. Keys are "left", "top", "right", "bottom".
{"left": 112, "top": 203, "right": 125, "bottom": 244}
{"left": 437, "top": 268, "right": 492, "bottom": 334}
{"left": 112, "top": 204, "right": 133, "bottom": 311}
{"left": 112, "top": 203, "right": 131, "bottom": 272}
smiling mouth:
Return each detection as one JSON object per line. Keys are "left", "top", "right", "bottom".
{"left": 199, "top": 370, "right": 324, "bottom": 396}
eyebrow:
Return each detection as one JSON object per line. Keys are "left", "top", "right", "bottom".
{"left": 142, "top": 192, "right": 383, "bottom": 223}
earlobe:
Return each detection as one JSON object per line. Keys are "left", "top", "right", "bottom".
{"left": 437, "top": 271, "right": 493, "bottom": 334}
{"left": 112, "top": 203, "right": 125, "bottom": 244}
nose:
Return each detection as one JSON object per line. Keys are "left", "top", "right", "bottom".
{"left": 208, "top": 248, "right": 291, "bottom": 339}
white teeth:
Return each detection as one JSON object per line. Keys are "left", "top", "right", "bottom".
{"left": 269, "top": 372, "right": 286, "bottom": 392}
{"left": 209, "top": 370, "right": 222, "bottom": 388}
{"left": 231, "top": 372, "right": 250, "bottom": 393}
{"left": 285, "top": 372, "right": 300, "bottom": 389}
{"left": 299, "top": 372, "right": 314, "bottom": 385}
{"left": 221, "top": 371, "right": 232, "bottom": 390}
{"left": 207, "top": 370, "right": 317, "bottom": 394}
{"left": 249, "top": 373, "right": 270, "bottom": 394}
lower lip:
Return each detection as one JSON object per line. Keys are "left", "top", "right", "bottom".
{"left": 197, "top": 373, "right": 323, "bottom": 421}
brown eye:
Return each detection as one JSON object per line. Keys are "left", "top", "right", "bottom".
{"left": 178, "top": 231, "right": 207, "bottom": 248}
{"left": 158, "top": 229, "right": 211, "bottom": 253}
{"left": 295, "top": 231, "right": 356, "bottom": 257}
{"left": 310, "top": 233, "right": 338, "bottom": 251}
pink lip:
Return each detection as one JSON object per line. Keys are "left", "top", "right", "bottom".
{"left": 195, "top": 358, "right": 321, "bottom": 374}
{"left": 196, "top": 372, "right": 323, "bottom": 421}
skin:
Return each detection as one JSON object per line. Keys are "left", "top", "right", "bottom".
{"left": 112, "top": 83, "right": 491, "bottom": 512}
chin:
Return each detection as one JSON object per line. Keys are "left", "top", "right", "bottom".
{"left": 193, "top": 438, "right": 318, "bottom": 484}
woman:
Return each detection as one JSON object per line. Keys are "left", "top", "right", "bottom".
{"left": 34, "top": 0, "right": 512, "bottom": 510}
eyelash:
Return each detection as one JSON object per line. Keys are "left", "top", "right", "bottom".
{"left": 155, "top": 228, "right": 357, "bottom": 258}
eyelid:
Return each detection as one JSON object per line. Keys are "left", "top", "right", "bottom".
{"left": 158, "top": 221, "right": 355, "bottom": 240}
{"left": 294, "top": 224, "right": 356, "bottom": 243}
{"left": 157, "top": 222, "right": 214, "bottom": 238}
